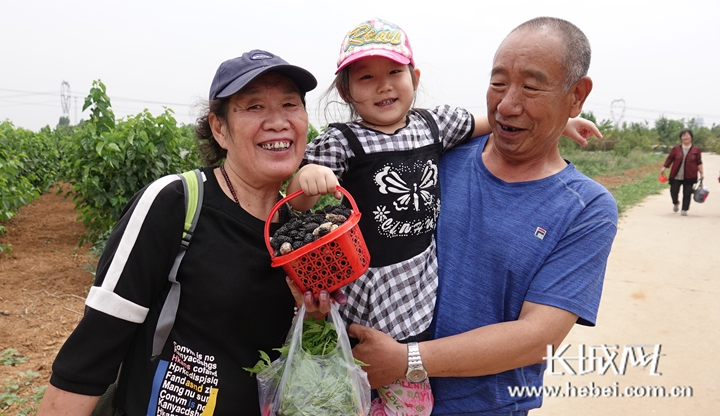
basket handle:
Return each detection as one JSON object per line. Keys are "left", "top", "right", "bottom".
{"left": 264, "top": 185, "right": 358, "bottom": 256}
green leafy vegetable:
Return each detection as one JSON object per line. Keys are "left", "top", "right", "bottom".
{"left": 243, "top": 317, "right": 365, "bottom": 376}
{"left": 244, "top": 316, "right": 368, "bottom": 416}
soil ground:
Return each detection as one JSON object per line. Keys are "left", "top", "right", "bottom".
{"left": 0, "top": 155, "right": 718, "bottom": 415}
{"left": 0, "top": 184, "right": 93, "bottom": 414}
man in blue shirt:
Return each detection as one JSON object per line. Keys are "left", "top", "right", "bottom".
{"left": 349, "top": 16, "right": 618, "bottom": 415}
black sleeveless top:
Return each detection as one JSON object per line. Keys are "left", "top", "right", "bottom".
{"left": 331, "top": 109, "right": 441, "bottom": 267}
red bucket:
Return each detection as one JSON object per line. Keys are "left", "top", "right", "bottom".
{"left": 264, "top": 186, "right": 370, "bottom": 297}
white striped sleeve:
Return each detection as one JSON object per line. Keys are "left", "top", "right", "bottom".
{"left": 84, "top": 174, "right": 181, "bottom": 323}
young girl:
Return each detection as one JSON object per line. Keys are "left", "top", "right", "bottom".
{"left": 287, "top": 18, "right": 599, "bottom": 416}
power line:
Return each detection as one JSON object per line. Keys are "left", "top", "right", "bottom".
{"left": 0, "top": 100, "right": 58, "bottom": 108}
{"left": 585, "top": 100, "right": 720, "bottom": 120}
{"left": 0, "top": 87, "right": 193, "bottom": 108}
{"left": 0, "top": 88, "right": 57, "bottom": 97}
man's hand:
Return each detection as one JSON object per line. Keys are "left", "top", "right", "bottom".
{"left": 348, "top": 324, "right": 406, "bottom": 388}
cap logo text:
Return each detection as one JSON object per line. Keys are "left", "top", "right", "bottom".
{"left": 251, "top": 53, "right": 273, "bottom": 60}
{"left": 345, "top": 23, "right": 402, "bottom": 52}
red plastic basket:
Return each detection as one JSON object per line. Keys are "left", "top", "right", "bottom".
{"left": 264, "top": 186, "right": 370, "bottom": 297}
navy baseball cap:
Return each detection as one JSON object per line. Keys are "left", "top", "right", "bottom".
{"left": 209, "top": 50, "right": 317, "bottom": 100}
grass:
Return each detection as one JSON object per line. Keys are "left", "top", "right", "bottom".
{"left": 0, "top": 350, "right": 26, "bottom": 367}
{"left": 565, "top": 149, "right": 668, "bottom": 214}
{"left": 563, "top": 147, "right": 665, "bottom": 178}
{"left": 606, "top": 171, "right": 668, "bottom": 214}
{"left": 0, "top": 350, "right": 43, "bottom": 416}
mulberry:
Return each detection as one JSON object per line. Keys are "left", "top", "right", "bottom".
{"left": 271, "top": 203, "right": 352, "bottom": 255}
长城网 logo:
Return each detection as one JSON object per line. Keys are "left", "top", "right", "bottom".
{"left": 544, "top": 344, "right": 664, "bottom": 376}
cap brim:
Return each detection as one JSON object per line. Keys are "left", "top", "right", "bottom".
{"left": 217, "top": 64, "right": 317, "bottom": 99}
{"left": 335, "top": 50, "right": 412, "bottom": 74}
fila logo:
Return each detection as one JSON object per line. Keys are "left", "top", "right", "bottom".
{"left": 534, "top": 227, "right": 547, "bottom": 240}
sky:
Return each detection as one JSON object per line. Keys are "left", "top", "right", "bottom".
{"left": 2, "top": 0, "right": 719, "bottom": 133}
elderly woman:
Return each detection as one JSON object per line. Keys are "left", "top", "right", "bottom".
{"left": 661, "top": 129, "right": 704, "bottom": 216}
{"left": 38, "top": 50, "right": 333, "bottom": 415}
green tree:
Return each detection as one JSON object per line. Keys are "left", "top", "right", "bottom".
{"left": 654, "top": 116, "right": 684, "bottom": 148}
{"left": 62, "top": 80, "right": 200, "bottom": 245}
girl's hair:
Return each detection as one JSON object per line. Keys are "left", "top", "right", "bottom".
{"left": 321, "top": 63, "right": 420, "bottom": 123}
{"left": 679, "top": 129, "right": 694, "bottom": 140}
{"left": 194, "top": 74, "right": 307, "bottom": 166}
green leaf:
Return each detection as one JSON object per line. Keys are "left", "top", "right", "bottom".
{"left": 95, "top": 141, "right": 105, "bottom": 155}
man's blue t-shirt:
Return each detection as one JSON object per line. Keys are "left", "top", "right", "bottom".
{"left": 431, "top": 134, "right": 618, "bottom": 415}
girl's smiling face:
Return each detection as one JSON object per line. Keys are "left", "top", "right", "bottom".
{"left": 345, "top": 57, "right": 420, "bottom": 134}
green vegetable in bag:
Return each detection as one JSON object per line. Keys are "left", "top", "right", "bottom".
{"left": 244, "top": 317, "right": 365, "bottom": 374}
{"left": 244, "top": 305, "right": 370, "bottom": 416}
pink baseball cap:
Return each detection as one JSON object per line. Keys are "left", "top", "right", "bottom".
{"left": 336, "top": 18, "right": 415, "bottom": 74}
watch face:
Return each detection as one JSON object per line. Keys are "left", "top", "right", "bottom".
{"left": 407, "top": 368, "right": 427, "bottom": 382}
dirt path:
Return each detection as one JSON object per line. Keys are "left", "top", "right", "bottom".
{"left": 536, "top": 153, "right": 720, "bottom": 415}
{"left": 0, "top": 185, "right": 92, "bottom": 414}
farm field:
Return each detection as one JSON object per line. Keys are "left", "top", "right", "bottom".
{"left": 0, "top": 184, "right": 92, "bottom": 414}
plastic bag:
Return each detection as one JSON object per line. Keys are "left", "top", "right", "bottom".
{"left": 693, "top": 178, "right": 709, "bottom": 203}
{"left": 257, "top": 303, "right": 371, "bottom": 416}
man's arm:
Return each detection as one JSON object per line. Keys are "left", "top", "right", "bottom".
{"left": 349, "top": 301, "right": 577, "bottom": 388}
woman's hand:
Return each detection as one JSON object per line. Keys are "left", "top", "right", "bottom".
{"left": 286, "top": 277, "right": 347, "bottom": 319}
{"left": 563, "top": 117, "right": 602, "bottom": 147}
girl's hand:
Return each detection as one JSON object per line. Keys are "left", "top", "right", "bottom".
{"left": 297, "top": 164, "right": 342, "bottom": 200}
{"left": 286, "top": 277, "right": 347, "bottom": 319}
{"left": 563, "top": 117, "right": 602, "bottom": 147}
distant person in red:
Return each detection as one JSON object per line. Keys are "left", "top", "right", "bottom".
{"left": 660, "top": 129, "right": 704, "bottom": 216}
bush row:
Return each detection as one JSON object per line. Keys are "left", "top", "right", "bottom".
{"left": 2, "top": 85, "right": 719, "bottom": 246}
{"left": 0, "top": 121, "right": 61, "bottom": 230}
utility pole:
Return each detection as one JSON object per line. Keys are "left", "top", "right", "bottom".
{"left": 610, "top": 99, "right": 625, "bottom": 127}
{"left": 61, "top": 81, "right": 71, "bottom": 125}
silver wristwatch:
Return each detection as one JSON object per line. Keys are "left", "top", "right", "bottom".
{"left": 405, "top": 342, "right": 428, "bottom": 383}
